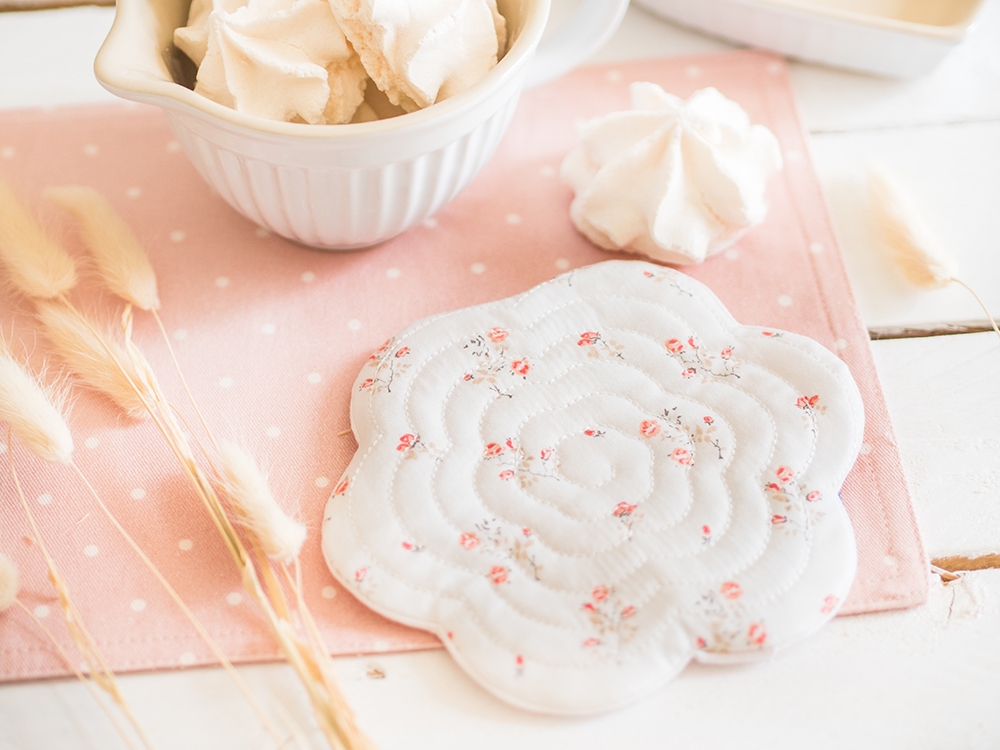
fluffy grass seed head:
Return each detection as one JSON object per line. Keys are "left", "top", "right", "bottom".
{"left": 217, "top": 441, "right": 306, "bottom": 563}
{"left": 45, "top": 186, "right": 160, "bottom": 311}
{"left": 868, "top": 165, "right": 958, "bottom": 289}
{"left": 0, "top": 179, "right": 78, "bottom": 300}
{"left": 0, "top": 552, "right": 19, "bottom": 612}
{"left": 0, "top": 348, "right": 74, "bottom": 464}
{"left": 35, "top": 301, "right": 150, "bottom": 421}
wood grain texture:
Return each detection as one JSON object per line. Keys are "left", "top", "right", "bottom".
{"left": 871, "top": 331, "right": 1000, "bottom": 559}
{"left": 0, "top": 0, "right": 111, "bottom": 10}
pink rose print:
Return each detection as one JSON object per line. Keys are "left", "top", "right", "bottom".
{"left": 578, "top": 331, "right": 600, "bottom": 346}
{"left": 720, "top": 581, "right": 743, "bottom": 600}
{"left": 592, "top": 585, "right": 609, "bottom": 603}
{"left": 681, "top": 368, "right": 696, "bottom": 378}
{"left": 539, "top": 448, "right": 552, "bottom": 460}
{"left": 484, "top": 442, "right": 504, "bottom": 457}
{"left": 354, "top": 567, "right": 367, "bottom": 583}
{"left": 459, "top": 533, "right": 479, "bottom": 550}
{"left": 671, "top": 447, "right": 692, "bottom": 466}
{"left": 639, "top": 419, "right": 660, "bottom": 438}
{"left": 368, "top": 339, "right": 390, "bottom": 361}
{"left": 489, "top": 565, "right": 509, "bottom": 585}
{"left": 820, "top": 595, "right": 839, "bottom": 614}
{"left": 522, "top": 528, "right": 532, "bottom": 536}
{"left": 765, "top": 482, "right": 781, "bottom": 494}
{"left": 401, "top": 541, "right": 414, "bottom": 551}
{"left": 643, "top": 270, "right": 654, "bottom": 278}
{"left": 702, "top": 525, "right": 711, "bottom": 536}
{"left": 747, "top": 622, "right": 767, "bottom": 646}
{"left": 487, "top": 327, "right": 508, "bottom": 343}
{"left": 687, "top": 337, "right": 698, "bottom": 349}
{"left": 515, "top": 654, "right": 524, "bottom": 669}
{"left": 397, "top": 433, "right": 416, "bottom": 451}
{"left": 333, "top": 477, "right": 349, "bottom": 496}
{"left": 796, "top": 394, "right": 820, "bottom": 409}
{"left": 776, "top": 466, "right": 794, "bottom": 484}
{"left": 771, "top": 514, "right": 787, "bottom": 525}
{"left": 620, "top": 605, "right": 635, "bottom": 619}
{"left": 395, "top": 346, "right": 409, "bottom": 358}
{"left": 613, "top": 502, "right": 637, "bottom": 518}
{"left": 665, "top": 338, "right": 685, "bottom": 354}
{"left": 720, "top": 347, "right": 732, "bottom": 360}
{"left": 703, "top": 416, "right": 714, "bottom": 425}
{"left": 499, "top": 470, "right": 515, "bottom": 480}
{"left": 695, "top": 637, "right": 707, "bottom": 649}
{"left": 583, "top": 637, "right": 601, "bottom": 648}
{"left": 511, "top": 359, "right": 530, "bottom": 376}
{"left": 584, "top": 429, "right": 606, "bottom": 437}
{"left": 806, "top": 490, "right": 821, "bottom": 502}
{"left": 359, "top": 378, "right": 374, "bottom": 390}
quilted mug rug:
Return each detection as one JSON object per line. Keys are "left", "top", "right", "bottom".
{"left": 322, "top": 260, "right": 863, "bottom": 714}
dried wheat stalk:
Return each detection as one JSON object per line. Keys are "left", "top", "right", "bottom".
{"left": 869, "top": 165, "right": 1000, "bottom": 342}
{"left": 38, "top": 185, "right": 376, "bottom": 748}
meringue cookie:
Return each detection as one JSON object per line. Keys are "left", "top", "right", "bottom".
{"left": 185, "top": 0, "right": 367, "bottom": 124}
{"left": 561, "top": 84, "right": 783, "bottom": 265}
{"left": 328, "top": 0, "right": 507, "bottom": 112}
{"left": 173, "top": 0, "right": 248, "bottom": 67}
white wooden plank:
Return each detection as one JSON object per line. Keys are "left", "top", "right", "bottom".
{"left": 4, "top": 1, "right": 998, "bottom": 134}
{"left": 0, "top": 6, "right": 116, "bottom": 110}
{"left": 871, "top": 332, "right": 1000, "bottom": 559}
{"left": 596, "top": 0, "right": 1000, "bottom": 133}
{"left": 3, "top": 570, "right": 1000, "bottom": 749}
{"left": 787, "top": 0, "right": 1000, "bottom": 132}
{"left": 809, "top": 121, "right": 1000, "bottom": 329}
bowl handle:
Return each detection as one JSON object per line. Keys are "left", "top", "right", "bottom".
{"left": 524, "top": 0, "right": 631, "bottom": 88}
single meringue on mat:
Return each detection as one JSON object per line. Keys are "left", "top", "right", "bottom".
{"left": 328, "top": 0, "right": 507, "bottom": 112}
{"left": 187, "top": 0, "right": 367, "bottom": 124}
{"left": 561, "top": 84, "right": 783, "bottom": 265}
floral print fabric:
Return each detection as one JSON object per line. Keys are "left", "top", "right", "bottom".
{"left": 322, "top": 260, "right": 863, "bottom": 715}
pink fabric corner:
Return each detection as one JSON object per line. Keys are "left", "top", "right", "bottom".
{"left": 0, "top": 50, "right": 926, "bottom": 682}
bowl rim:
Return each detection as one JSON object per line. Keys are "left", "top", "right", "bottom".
{"left": 750, "top": 0, "right": 987, "bottom": 39}
{"left": 94, "top": 0, "right": 549, "bottom": 140}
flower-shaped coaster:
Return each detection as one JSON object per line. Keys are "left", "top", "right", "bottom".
{"left": 322, "top": 260, "right": 863, "bottom": 715}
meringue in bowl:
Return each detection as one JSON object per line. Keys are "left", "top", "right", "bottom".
{"left": 94, "top": 0, "right": 629, "bottom": 249}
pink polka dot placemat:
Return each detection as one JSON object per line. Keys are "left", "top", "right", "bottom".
{"left": 0, "top": 50, "right": 926, "bottom": 682}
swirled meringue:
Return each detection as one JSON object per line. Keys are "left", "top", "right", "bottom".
{"left": 328, "top": 0, "right": 507, "bottom": 112}
{"left": 178, "top": 0, "right": 367, "bottom": 124}
{"left": 561, "top": 84, "right": 783, "bottom": 265}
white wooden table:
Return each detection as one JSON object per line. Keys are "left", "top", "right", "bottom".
{"left": 2, "top": 2, "right": 999, "bottom": 748}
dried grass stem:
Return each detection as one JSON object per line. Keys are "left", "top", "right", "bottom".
{"left": 45, "top": 186, "right": 159, "bottom": 311}
{"left": 0, "top": 180, "right": 77, "bottom": 299}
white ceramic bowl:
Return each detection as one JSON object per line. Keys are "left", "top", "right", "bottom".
{"left": 94, "top": 0, "right": 628, "bottom": 249}
{"left": 635, "top": 0, "right": 987, "bottom": 78}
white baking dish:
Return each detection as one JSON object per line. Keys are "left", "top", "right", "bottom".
{"left": 634, "top": 0, "right": 988, "bottom": 78}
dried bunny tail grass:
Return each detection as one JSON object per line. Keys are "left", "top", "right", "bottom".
{"left": 0, "top": 349, "right": 74, "bottom": 464}
{"left": 868, "top": 165, "right": 959, "bottom": 289}
{"left": 217, "top": 441, "right": 306, "bottom": 563}
{"left": 36, "top": 301, "right": 150, "bottom": 421}
{"left": 869, "top": 165, "right": 1000, "bottom": 342}
{"left": 0, "top": 552, "right": 19, "bottom": 612}
{"left": 45, "top": 186, "right": 160, "bottom": 311}
{"left": 0, "top": 179, "right": 78, "bottom": 299}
